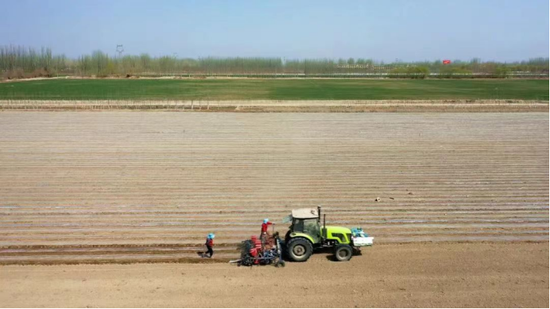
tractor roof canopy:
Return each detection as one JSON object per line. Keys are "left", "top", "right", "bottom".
{"left": 292, "top": 208, "right": 319, "bottom": 219}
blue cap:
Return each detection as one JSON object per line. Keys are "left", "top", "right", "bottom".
{"left": 207, "top": 233, "right": 215, "bottom": 239}
{"left": 263, "top": 219, "right": 269, "bottom": 224}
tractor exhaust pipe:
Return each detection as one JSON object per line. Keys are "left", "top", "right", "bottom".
{"left": 319, "top": 205, "right": 326, "bottom": 240}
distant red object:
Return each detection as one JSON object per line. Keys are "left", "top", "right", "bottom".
{"left": 443, "top": 60, "right": 451, "bottom": 64}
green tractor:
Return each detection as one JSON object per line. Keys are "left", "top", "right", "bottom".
{"left": 283, "top": 207, "right": 373, "bottom": 262}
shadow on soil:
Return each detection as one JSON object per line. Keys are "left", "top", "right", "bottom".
{"left": 311, "top": 247, "right": 363, "bottom": 262}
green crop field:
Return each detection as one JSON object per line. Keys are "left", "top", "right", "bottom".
{"left": 0, "top": 79, "right": 547, "bottom": 101}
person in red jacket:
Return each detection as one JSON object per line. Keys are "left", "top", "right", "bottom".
{"left": 204, "top": 233, "right": 215, "bottom": 258}
{"left": 260, "top": 218, "right": 274, "bottom": 244}
{"left": 261, "top": 218, "right": 273, "bottom": 234}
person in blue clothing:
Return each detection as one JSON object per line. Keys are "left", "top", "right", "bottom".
{"left": 204, "top": 233, "right": 215, "bottom": 258}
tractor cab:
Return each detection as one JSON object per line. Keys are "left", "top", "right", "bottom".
{"left": 285, "top": 208, "right": 322, "bottom": 244}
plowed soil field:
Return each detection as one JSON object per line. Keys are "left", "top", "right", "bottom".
{"left": 0, "top": 112, "right": 548, "bottom": 265}
{"left": 1, "top": 243, "right": 548, "bottom": 307}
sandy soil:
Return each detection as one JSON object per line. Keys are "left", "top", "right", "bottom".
{"left": 0, "top": 112, "right": 547, "bottom": 307}
{"left": 0, "top": 112, "right": 547, "bottom": 264}
{"left": 0, "top": 242, "right": 547, "bottom": 308}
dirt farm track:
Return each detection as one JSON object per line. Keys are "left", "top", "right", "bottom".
{"left": 0, "top": 111, "right": 547, "bottom": 265}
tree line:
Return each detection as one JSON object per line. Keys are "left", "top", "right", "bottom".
{"left": 1, "top": 46, "right": 548, "bottom": 79}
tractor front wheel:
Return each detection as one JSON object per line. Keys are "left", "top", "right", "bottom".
{"left": 287, "top": 238, "right": 313, "bottom": 262}
{"left": 334, "top": 244, "right": 353, "bottom": 262}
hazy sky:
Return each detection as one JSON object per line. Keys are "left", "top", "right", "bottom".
{"left": 1, "top": 0, "right": 548, "bottom": 61}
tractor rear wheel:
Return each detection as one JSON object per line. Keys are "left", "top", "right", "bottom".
{"left": 287, "top": 238, "right": 313, "bottom": 262}
{"left": 334, "top": 244, "right": 353, "bottom": 262}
